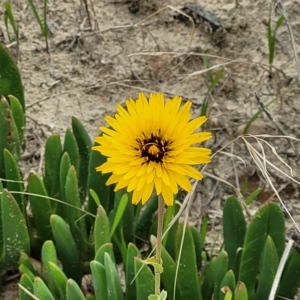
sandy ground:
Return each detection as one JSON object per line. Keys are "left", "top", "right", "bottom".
{"left": 1, "top": 0, "right": 300, "bottom": 298}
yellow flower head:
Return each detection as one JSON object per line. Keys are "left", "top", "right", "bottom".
{"left": 93, "top": 92, "right": 212, "bottom": 206}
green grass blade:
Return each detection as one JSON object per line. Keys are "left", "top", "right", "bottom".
{"left": 200, "top": 96, "right": 209, "bottom": 117}
{"left": 267, "top": 12, "right": 274, "bottom": 65}
{"left": 208, "top": 67, "right": 224, "bottom": 93}
{"left": 27, "top": 0, "right": 45, "bottom": 35}
{"left": 244, "top": 187, "right": 262, "bottom": 205}
{"left": 43, "top": 0, "right": 48, "bottom": 39}
{"left": 275, "top": 16, "right": 284, "bottom": 32}
{"left": 202, "top": 52, "right": 213, "bottom": 82}
{"left": 243, "top": 97, "right": 276, "bottom": 134}
{"left": 4, "top": 2, "right": 18, "bottom": 42}
{"left": 110, "top": 193, "right": 128, "bottom": 238}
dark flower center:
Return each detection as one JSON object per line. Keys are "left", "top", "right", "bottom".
{"left": 136, "top": 132, "right": 169, "bottom": 163}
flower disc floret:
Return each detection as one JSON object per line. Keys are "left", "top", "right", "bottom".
{"left": 93, "top": 92, "right": 212, "bottom": 206}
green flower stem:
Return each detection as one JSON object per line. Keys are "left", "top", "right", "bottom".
{"left": 155, "top": 195, "right": 165, "bottom": 295}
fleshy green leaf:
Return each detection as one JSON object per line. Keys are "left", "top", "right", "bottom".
{"left": 277, "top": 247, "right": 300, "bottom": 299}
{"left": 0, "top": 44, "right": 25, "bottom": 111}
{"left": 0, "top": 96, "right": 21, "bottom": 171}
{"left": 213, "top": 251, "right": 228, "bottom": 300}
{"left": 50, "top": 214, "right": 81, "bottom": 284}
{"left": 3, "top": 148, "right": 25, "bottom": 214}
{"left": 28, "top": 172, "right": 52, "bottom": 240}
{"left": 220, "top": 270, "right": 236, "bottom": 300}
{"left": 201, "top": 257, "right": 217, "bottom": 300}
{"left": 238, "top": 203, "right": 285, "bottom": 298}
{"left": 94, "top": 243, "right": 114, "bottom": 265}
{"left": 0, "top": 189, "right": 30, "bottom": 269}
{"left": 104, "top": 252, "right": 123, "bottom": 300}
{"left": 46, "top": 262, "right": 68, "bottom": 300}
{"left": 60, "top": 152, "right": 71, "bottom": 204}
{"left": 126, "top": 243, "right": 139, "bottom": 300}
{"left": 19, "top": 252, "right": 39, "bottom": 279}
{"left": 90, "top": 260, "right": 108, "bottom": 300}
{"left": 223, "top": 197, "right": 246, "bottom": 275}
{"left": 64, "top": 165, "right": 87, "bottom": 256}
{"left": 176, "top": 224, "right": 202, "bottom": 300}
{"left": 72, "top": 117, "right": 92, "bottom": 203}
{"left": 235, "top": 282, "right": 248, "bottom": 300}
{"left": 34, "top": 277, "right": 56, "bottom": 300}
{"left": 19, "top": 264, "right": 36, "bottom": 282}
{"left": 254, "top": 236, "right": 278, "bottom": 300}
{"left": 63, "top": 129, "right": 80, "bottom": 177}
{"left": 19, "top": 274, "right": 34, "bottom": 300}
{"left": 43, "top": 134, "right": 62, "bottom": 209}
{"left": 134, "top": 254, "right": 155, "bottom": 299}
{"left": 88, "top": 146, "right": 114, "bottom": 215}
{"left": 8, "top": 94, "right": 25, "bottom": 146}
{"left": 41, "top": 241, "right": 64, "bottom": 299}
{"left": 66, "top": 279, "right": 86, "bottom": 300}
{"left": 155, "top": 239, "right": 178, "bottom": 300}
{"left": 94, "top": 206, "right": 111, "bottom": 254}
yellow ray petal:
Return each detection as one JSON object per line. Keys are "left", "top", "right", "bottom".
{"left": 161, "top": 186, "right": 174, "bottom": 206}
{"left": 141, "top": 182, "right": 154, "bottom": 204}
{"left": 168, "top": 170, "right": 192, "bottom": 192}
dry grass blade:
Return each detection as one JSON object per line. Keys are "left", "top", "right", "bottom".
{"left": 242, "top": 136, "right": 300, "bottom": 233}
{"left": 203, "top": 171, "right": 243, "bottom": 200}
{"left": 18, "top": 284, "right": 40, "bottom": 300}
{"left": 0, "top": 190, "right": 96, "bottom": 218}
{"left": 268, "top": 239, "right": 294, "bottom": 300}
{"left": 254, "top": 93, "right": 300, "bottom": 162}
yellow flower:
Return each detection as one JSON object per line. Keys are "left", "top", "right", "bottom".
{"left": 93, "top": 92, "right": 212, "bottom": 206}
